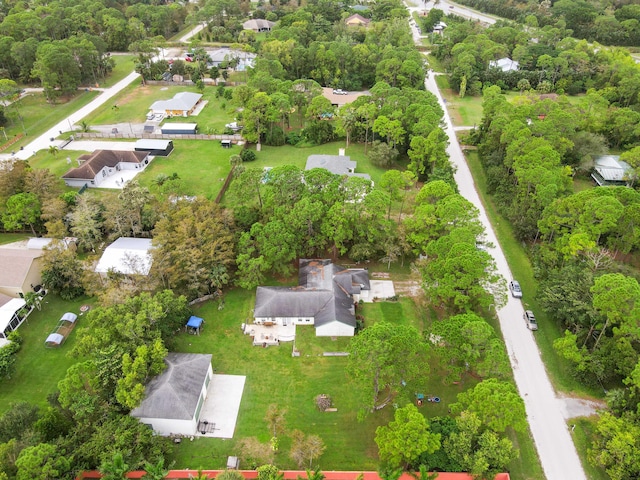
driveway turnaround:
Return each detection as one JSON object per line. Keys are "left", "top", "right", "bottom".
{"left": 423, "top": 66, "right": 587, "bottom": 480}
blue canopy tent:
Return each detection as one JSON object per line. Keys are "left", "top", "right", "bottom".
{"left": 185, "top": 316, "right": 204, "bottom": 335}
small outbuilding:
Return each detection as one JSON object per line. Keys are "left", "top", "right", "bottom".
{"left": 130, "top": 353, "right": 213, "bottom": 436}
{"left": 149, "top": 92, "right": 203, "bottom": 117}
{"left": 160, "top": 123, "right": 197, "bottom": 135}
{"left": 134, "top": 139, "right": 174, "bottom": 157}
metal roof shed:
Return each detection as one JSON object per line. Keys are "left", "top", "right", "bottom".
{"left": 160, "top": 123, "right": 197, "bottom": 135}
{"left": 135, "top": 139, "right": 174, "bottom": 157}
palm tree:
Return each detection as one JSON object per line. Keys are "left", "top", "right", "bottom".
{"left": 189, "top": 468, "right": 210, "bottom": 480}
{"left": 305, "top": 467, "right": 325, "bottom": 480}
{"left": 99, "top": 452, "right": 130, "bottom": 480}
{"left": 48, "top": 145, "right": 59, "bottom": 156}
{"left": 142, "top": 458, "right": 170, "bottom": 479}
{"left": 409, "top": 465, "right": 438, "bottom": 480}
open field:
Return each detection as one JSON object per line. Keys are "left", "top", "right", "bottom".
{"left": 1, "top": 91, "right": 100, "bottom": 152}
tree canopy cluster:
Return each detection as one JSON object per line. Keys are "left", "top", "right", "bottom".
{"left": 452, "top": 0, "right": 640, "bottom": 47}
{"left": 435, "top": 15, "right": 640, "bottom": 103}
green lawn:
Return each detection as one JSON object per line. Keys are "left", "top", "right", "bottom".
{"left": 100, "top": 55, "right": 137, "bottom": 88}
{"left": 0, "top": 294, "right": 92, "bottom": 415}
{"left": 0, "top": 233, "right": 29, "bottom": 245}
{"left": 1, "top": 91, "right": 100, "bottom": 152}
{"left": 571, "top": 417, "right": 609, "bottom": 480}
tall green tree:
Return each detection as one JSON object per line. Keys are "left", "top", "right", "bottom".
{"left": 347, "top": 322, "right": 429, "bottom": 416}
{"left": 375, "top": 403, "right": 441, "bottom": 468}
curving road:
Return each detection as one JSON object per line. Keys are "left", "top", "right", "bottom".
{"left": 408, "top": 11, "right": 588, "bottom": 480}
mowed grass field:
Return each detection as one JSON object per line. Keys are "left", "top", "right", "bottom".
{"left": 82, "top": 83, "right": 238, "bottom": 133}
{"left": 0, "top": 294, "right": 92, "bottom": 415}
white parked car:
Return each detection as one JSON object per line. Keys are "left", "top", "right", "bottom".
{"left": 332, "top": 89, "right": 348, "bottom": 95}
{"left": 509, "top": 280, "right": 523, "bottom": 298}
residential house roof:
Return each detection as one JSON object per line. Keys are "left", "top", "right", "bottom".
{"left": 150, "top": 92, "right": 203, "bottom": 113}
{"left": 489, "top": 57, "right": 519, "bottom": 72}
{"left": 95, "top": 237, "right": 154, "bottom": 275}
{"left": 305, "top": 155, "right": 372, "bottom": 181}
{"left": 0, "top": 249, "right": 42, "bottom": 291}
{"left": 242, "top": 19, "right": 275, "bottom": 31}
{"left": 254, "top": 259, "right": 370, "bottom": 328}
{"left": 345, "top": 13, "right": 371, "bottom": 26}
{"left": 593, "top": 155, "right": 632, "bottom": 184}
{"left": 62, "top": 150, "right": 148, "bottom": 180}
{"left": 131, "top": 353, "right": 212, "bottom": 420}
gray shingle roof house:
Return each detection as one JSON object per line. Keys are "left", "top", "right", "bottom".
{"left": 149, "top": 92, "right": 203, "bottom": 117}
{"left": 243, "top": 19, "right": 275, "bottom": 32}
{"left": 253, "top": 259, "right": 371, "bottom": 337}
{"left": 61, "top": 150, "right": 150, "bottom": 188}
{"left": 305, "top": 154, "right": 372, "bottom": 181}
{"left": 592, "top": 155, "right": 633, "bottom": 187}
{"left": 131, "top": 353, "right": 213, "bottom": 436}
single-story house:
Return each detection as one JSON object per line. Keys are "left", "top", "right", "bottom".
{"left": 0, "top": 249, "right": 43, "bottom": 298}
{"left": 243, "top": 19, "right": 275, "bottom": 32}
{"left": 131, "top": 353, "right": 213, "bottom": 436}
{"left": 207, "top": 49, "right": 257, "bottom": 72}
{"left": 433, "top": 21, "right": 447, "bottom": 33}
{"left": 253, "top": 259, "right": 371, "bottom": 337}
{"left": 489, "top": 57, "right": 519, "bottom": 72}
{"left": 592, "top": 155, "right": 633, "bottom": 187}
{"left": 0, "top": 297, "right": 29, "bottom": 341}
{"left": 61, "top": 150, "right": 151, "bottom": 188}
{"left": 345, "top": 13, "right": 371, "bottom": 27}
{"left": 134, "top": 139, "right": 174, "bottom": 157}
{"left": 305, "top": 154, "right": 372, "bottom": 181}
{"left": 95, "top": 237, "right": 154, "bottom": 276}
{"left": 160, "top": 123, "right": 197, "bottom": 135}
{"left": 149, "top": 92, "right": 203, "bottom": 117}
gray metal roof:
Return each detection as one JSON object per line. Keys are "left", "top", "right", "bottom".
{"left": 593, "top": 155, "right": 631, "bottom": 182}
{"left": 254, "top": 260, "right": 369, "bottom": 328}
{"left": 150, "top": 92, "right": 202, "bottom": 113}
{"left": 131, "top": 353, "right": 212, "bottom": 420}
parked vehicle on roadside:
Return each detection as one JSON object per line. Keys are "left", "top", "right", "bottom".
{"left": 523, "top": 310, "right": 538, "bottom": 330}
{"left": 509, "top": 280, "right": 523, "bottom": 298}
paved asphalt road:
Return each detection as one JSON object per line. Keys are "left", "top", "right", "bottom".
{"left": 408, "top": 7, "right": 588, "bottom": 479}
{"left": 410, "top": 0, "right": 497, "bottom": 26}
{"left": 10, "top": 71, "right": 141, "bottom": 161}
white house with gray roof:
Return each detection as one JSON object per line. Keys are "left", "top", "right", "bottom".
{"left": 131, "top": 353, "right": 213, "bottom": 436}
{"left": 253, "top": 259, "right": 371, "bottom": 337}
{"left": 149, "top": 92, "right": 203, "bottom": 117}
{"left": 305, "top": 154, "right": 371, "bottom": 181}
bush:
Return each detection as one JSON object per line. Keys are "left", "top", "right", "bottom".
{"left": 286, "top": 130, "right": 303, "bottom": 146}
{"left": 0, "top": 337, "right": 22, "bottom": 380}
{"left": 264, "top": 126, "right": 285, "bottom": 146}
{"left": 240, "top": 149, "right": 256, "bottom": 162}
